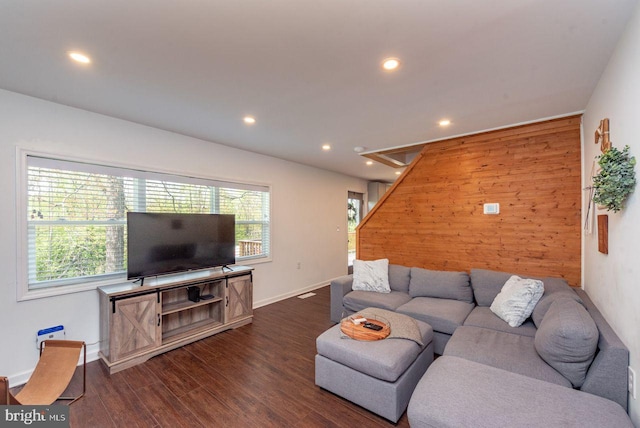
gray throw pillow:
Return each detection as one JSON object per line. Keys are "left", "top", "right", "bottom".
{"left": 535, "top": 297, "right": 598, "bottom": 388}
{"left": 409, "top": 267, "right": 472, "bottom": 303}
{"left": 490, "top": 275, "right": 544, "bottom": 327}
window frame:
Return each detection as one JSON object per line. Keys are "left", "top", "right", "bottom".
{"left": 16, "top": 147, "right": 272, "bottom": 301}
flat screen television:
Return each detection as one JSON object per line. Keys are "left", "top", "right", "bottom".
{"left": 127, "top": 212, "right": 236, "bottom": 280}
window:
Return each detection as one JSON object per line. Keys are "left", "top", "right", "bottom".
{"left": 21, "top": 154, "right": 270, "bottom": 297}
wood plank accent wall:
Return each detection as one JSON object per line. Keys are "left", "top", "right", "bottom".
{"left": 357, "top": 116, "right": 582, "bottom": 286}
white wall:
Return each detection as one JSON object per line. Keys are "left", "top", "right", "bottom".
{"left": 582, "top": 2, "right": 640, "bottom": 424}
{"left": 0, "top": 89, "right": 367, "bottom": 383}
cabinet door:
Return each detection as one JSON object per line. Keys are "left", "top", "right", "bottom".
{"left": 226, "top": 274, "right": 253, "bottom": 323}
{"left": 110, "top": 293, "right": 161, "bottom": 361}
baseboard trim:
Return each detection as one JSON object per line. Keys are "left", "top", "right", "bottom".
{"left": 253, "top": 280, "right": 332, "bottom": 309}
{"left": 10, "top": 277, "right": 343, "bottom": 386}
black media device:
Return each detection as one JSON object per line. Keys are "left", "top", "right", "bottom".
{"left": 127, "top": 212, "right": 236, "bottom": 281}
{"left": 187, "top": 286, "right": 201, "bottom": 302}
{"left": 363, "top": 322, "right": 383, "bottom": 331}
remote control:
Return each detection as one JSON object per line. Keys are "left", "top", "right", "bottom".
{"left": 363, "top": 322, "right": 383, "bottom": 331}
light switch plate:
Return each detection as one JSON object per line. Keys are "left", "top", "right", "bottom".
{"left": 483, "top": 203, "right": 500, "bottom": 215}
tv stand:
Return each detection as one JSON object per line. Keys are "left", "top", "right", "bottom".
{"left": 98, "top": 266, "right": 253, "bottom": 374}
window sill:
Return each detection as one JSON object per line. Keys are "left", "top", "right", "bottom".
{"left": 18, "top": 276, "right": 128, "bottom": 302}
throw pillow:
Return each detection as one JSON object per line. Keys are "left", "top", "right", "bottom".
{"left": 352, "top": 258, "right": 391, "bottom": 293}
{"left": 470, "top": 268, "right": 515, "bottom": 306}
{"left": 490, "top": 275, "right": 545, "bottom": 327}
{"left": 534, "top": 297, "right": 598, "bottom": 388}
{"left": 470, "top": 268, "right": 545, "bottom": 307}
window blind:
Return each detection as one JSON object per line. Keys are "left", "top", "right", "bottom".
{"left": 26, "top": 155, "right": 270, "bottom": 290}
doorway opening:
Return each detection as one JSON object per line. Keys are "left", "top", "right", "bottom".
{"left": 347, "top": 191, "right": 364, "bottom": 274}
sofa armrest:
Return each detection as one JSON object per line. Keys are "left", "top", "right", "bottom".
{"left": 330, "top": 275, "right": 353, "bottom": 323}
{"left": 575, "top": 289, "right": 629, "bottom": 410}
{"left": 408, "top": 356, "right": 633, "bottom": 428}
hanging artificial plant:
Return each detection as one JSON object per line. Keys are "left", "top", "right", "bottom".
{"left": 592, "top": 145, "right": 637, "bottom": 212}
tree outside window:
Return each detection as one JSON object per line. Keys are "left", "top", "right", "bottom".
{"left": 26, "top": 156, "right": 270, "bottom": 290}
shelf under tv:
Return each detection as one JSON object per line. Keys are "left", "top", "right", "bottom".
{"left": 162, "top": 296, "right": 223, "bottom": 316}
{"left": 162, "top": 319, "right": 225, "bottom": 343}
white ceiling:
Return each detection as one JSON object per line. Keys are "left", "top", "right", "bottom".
{"left": 0, "top": 0, "right": 636, "bottom": 182}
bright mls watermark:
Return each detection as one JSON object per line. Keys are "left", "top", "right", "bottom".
{"left": 1, "top": 406, "right": 68, "bottom": 427}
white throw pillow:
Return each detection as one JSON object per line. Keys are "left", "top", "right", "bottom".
{"left": 352, "top": 258, "right": 391, "bottom": 293}
{"left": 490, "top": 275, "right": 544, "bottom": 327}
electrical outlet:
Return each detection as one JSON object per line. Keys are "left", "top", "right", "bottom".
{"left": 296, "top": 262, "right": 301, "bottom": 270}
{"left": 629, "top": 366, "right": 637, "bottom": 399}
{"left": 36, "top": 325, "right": 65, "bottom": 350}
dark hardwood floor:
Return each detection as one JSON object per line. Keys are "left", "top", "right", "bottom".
{"left": 18, "top": 285, "right": 411, "bottom": 427}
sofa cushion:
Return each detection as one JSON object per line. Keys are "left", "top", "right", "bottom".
{"left": 408, "top": 356, "right": 634, "bottom": 428}
{"left": 388, "top": 264, "right": 411, "bottom": 293}
{"left": 352, "top": 258, "right": 390, "bottom": 293}
{"left": 532, "top": 277, "right": 582, "bottom": 328}
{"left": 343, "top": 290, "right": 412, "bottom": 313}
{"left": 397, "top": 297, "right": 475, "bottom": 335}
{"left": 444, "top": 325, "right": 572, "bottom": 387}
{"left": 470, "top": 268, "right": 548, "bottom": 307}
{"left": 316, "top": 320, "right": 433, "bottom": 382}
{"left": 463, "top": 306, "right": 536, "bottom": 337}
{"left": 409, "top": 268, "right": 473, "bottom": 303}
{"left": 490, "top": 275, "right": 544, "bottom": 327}
{"left": 535, "top": 298, "right": 598, "bottom": 388}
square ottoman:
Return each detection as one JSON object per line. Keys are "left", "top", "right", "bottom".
{"left": 315, "top": 319, "right": 434, "bottom": 422}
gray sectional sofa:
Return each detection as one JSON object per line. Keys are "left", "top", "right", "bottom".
{"left": 330, "top": 265, "right": 632, "bottom": 426}
{"left": 332, "top": 265, "right": 475, "bottom": 355}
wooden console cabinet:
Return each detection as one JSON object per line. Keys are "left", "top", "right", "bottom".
{"left": 98, "top": 266, "right": 253, "bottom": 374}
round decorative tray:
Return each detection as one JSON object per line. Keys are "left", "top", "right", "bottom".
{"left": 340, "top": 314, "right": 390, "bottom": 341}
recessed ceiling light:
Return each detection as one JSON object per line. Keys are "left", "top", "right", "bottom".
{"left": 439, "top": 119, "right": 451, "bottom": 127}
{"left": 68, "top": 51, "right": 91, "bottom": 64}
{"left": 322, "top": 144, "right": 331, "bottom": 151}
{"left": 353, "top": 146, "right": 366, "bottom": 153}
{"left": 382, "top": 58, "right": 400, "bottom": 71}
{"left": 366, "top": 160, "right": 373, "bottom": 166}
{"left": 243, "top": 116, "right": 256, "bottom": 125}
{"left": 395, "top": 171, "right": 402, "bottom": 175}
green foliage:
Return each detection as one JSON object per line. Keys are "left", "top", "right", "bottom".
{"left": 592, "top": 145, "right": 637, "bottom": 213}
{"left": 34, "top": 225, "right": 115, "bottom": 281}
{"left": 29, "top": 167, "right": 269, "bottom": 285}
{"left": 347, "top": 201, "right": 357, "bottom": 222}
